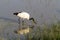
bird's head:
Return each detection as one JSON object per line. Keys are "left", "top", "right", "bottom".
{"left": 13, "top": 12, "right": 22, "bottom": 16}
{"left": 13, "top": 12, "right": 18, "bottom": 16}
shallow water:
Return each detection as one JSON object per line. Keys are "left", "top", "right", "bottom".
{"left": 0, "top": 19, "right": 19, "bottom": 40}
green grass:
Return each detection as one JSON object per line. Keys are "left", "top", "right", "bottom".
{"left": 24, "top": 21, "right": 60, "bottom": 40}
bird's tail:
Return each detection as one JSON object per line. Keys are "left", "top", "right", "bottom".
{"left": 29, "top": 18, "right": 37, "bottom": 24}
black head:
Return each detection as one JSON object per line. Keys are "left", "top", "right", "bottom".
{"left": 13, "top": 12, "right": 18, "bottom": 15}
{"left": 13, "top": 12, "right": 22, "bottom": 16}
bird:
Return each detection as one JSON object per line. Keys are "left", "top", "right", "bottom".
{"left": 13, "top": 11, "right": 36, "bottom": 24}
{"left": 13, "top": 11, "right": 36, "bottom": 34}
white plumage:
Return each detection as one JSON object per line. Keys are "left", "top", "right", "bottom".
{"left": 17, "top": 12, "right": 30, "bottom": 20}
{"left": 13, "top": 12, "right": 30, "bottom": 20}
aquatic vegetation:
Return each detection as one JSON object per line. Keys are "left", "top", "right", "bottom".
{"left": 0, "top": 15, "right": 60, "bottom": 40}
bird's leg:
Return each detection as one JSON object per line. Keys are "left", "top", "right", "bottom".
{"left": 18, "top": 17, "right": 20, "bottom": 30}
{"left": 22, "top": 20, "right": 25, "bottom": 26}
{"left": 18, "top": 17, "right": 22, "bottom": 30}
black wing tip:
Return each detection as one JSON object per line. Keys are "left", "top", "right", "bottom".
{"left": 29, "top": 17, "right": 37, "bottom": 24}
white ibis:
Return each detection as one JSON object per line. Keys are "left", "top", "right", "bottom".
{"left": 13, "top": 11, "right": 36, "bottom": 23}
{"left": 13, "top": 11, "right": 36, "bottom": 34}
